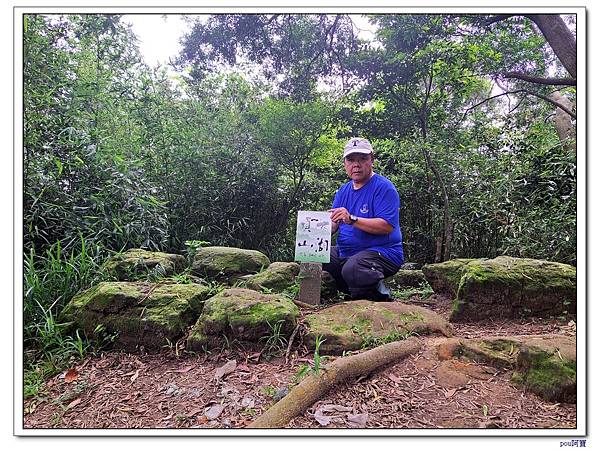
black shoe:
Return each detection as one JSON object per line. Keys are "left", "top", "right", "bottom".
{"left": 370, "top": 280, "right": 391, "bottom": 301}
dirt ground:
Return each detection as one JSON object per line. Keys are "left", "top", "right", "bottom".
{"left": 22, "top": 294, "right": 577, "bottom": 430}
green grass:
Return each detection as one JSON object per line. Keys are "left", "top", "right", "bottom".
{"left": 23, "top": 237, "right": 115, "bottom": 399}
{"left": 312, "top": 335, "right": 326, "bottom": 375}
{"left": 392, "top": 282, "right": 434, "bottom": 301}
{"left": 259, "top": 320, "right": 288, "bottom": 356}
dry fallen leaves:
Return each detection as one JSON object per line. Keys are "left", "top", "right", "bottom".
{"left": 347, "top": 413, "right": 369, "bottom": 428}
{"left": 444, "top": 388, "right": 458, "bottom": 398}
{"left": 64, "top": 368, "right": 79, "bottom": 383}
{"left": 387, "top": 373, "right": 402, "bottom": 384}
{"left": 66, "top": 398, "right": 82, "bottom": 410}
{"left": 215, "top": 360, "right": 237, "bottom": 380}
{"left": 205, "top": 403, "right": 226, "bottom": 420}
{"left": 314, "top": 404, "right": 353, "bottom": 426}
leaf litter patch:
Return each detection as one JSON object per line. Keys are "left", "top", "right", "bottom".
{"left": 24, "top": 297, "right": 576, "bottom": 429}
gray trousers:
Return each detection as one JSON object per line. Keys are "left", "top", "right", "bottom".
{"left": 323, "top": 246, "right": 400, "bottom": 300}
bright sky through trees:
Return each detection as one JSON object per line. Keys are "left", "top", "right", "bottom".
{"left": 125, "top": 14, "right": 375, "bottom": 68}
{"left": 124, "top": 14, "right": 190, "bottom": 67}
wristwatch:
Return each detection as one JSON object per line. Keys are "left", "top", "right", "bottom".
{"left": 349, "top": 214, "right": 358, "bottom": 225}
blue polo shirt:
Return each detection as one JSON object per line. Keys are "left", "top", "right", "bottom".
{"left": 332, "top": 173, "right": 404, "bottom": 267}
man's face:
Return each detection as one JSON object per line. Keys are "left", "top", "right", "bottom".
{"left": 344, "top": 153, "right": 374, "bottom": 184}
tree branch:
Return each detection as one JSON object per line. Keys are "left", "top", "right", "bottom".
{"left": 525, "top": 89, "right": 576, "bottom": 118}
{"left": 485, "top": 14, "right": 577, "bottom": 79}
{"left": 461, "top": 89, "right": 576, "bottom": 121}
{"left": 503, "top": 72, "right": 576, "bottom": 86}
{"left": 485, "top": 14, "right": 517, "bottom": 26}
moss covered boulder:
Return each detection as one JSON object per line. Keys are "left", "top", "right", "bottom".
{"left": 303, "top": 300, "right": 453, "bottom": 355}
{"left": 244, "top": 262, "right": 300, "bottom": 293}
{"left": 103, "top": 249, "right": 187, "bottom": 281}
{"left": 192, "top": 246, "right": 270, "bottom": 282}
{"left": 60, "top": 281, "right": 211, "bottom": 351}
{"left": 187, "top": 288, "right": 299, "bottom": 350}
{"left": 451, "top": 256, "right": 576, "bottom": 321}
{"left": 386, "top": 269, "right": 429, "bottom": 289}
{"left": 422, "top": 258, "right": 477, "bottom": 296}
{"left": 453, "top": 334, "right": 576, "bottom": 403}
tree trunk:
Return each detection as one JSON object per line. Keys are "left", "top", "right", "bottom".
{"left": 443, "top": 220, "right": 453, "bottom": 261}
{"left": 526, "top": 15, "right": 576, "bottom": 79}
{"left": 420, "top": 146, "right": 452, "bottom": 262}
{"left": 418, "top": 117, "right": 452, "bottom": 263}
{"left": 248, "top": 339, "right": 421, "bottom": 428}
{"left": 549, "top": 91, "right": 576, "bottom": 152}
{"left": 434, "top": 236, "right": 443, "bottom": 263}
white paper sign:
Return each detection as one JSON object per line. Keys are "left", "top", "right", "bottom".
{"left": 294, "top": 211, "right": 332, "bottom": 263}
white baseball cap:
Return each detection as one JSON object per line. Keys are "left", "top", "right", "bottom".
{"left": 343, "top": 137, "right": 373, "bottom": 158}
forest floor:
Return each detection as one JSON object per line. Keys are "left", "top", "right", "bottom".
{"left": 22, "top": 295, "right": 577, "bottom": 431}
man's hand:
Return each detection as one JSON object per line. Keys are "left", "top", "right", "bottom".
{"left": 328, "top": 207, "right": 352, "bottom": 225}
{"left": 328, "top": 207, "right": 393, "bottom": 235}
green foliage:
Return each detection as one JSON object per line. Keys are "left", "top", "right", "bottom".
{"left": 392, "top": 282, "right": 434, "bottom": 301}
{"left": 22, "top": 13, "right": 578, "bottom": 392}
{"left": 360, "top": 328, "right": 419, "bottom": 350}
{"left": 312, "top": 335, "right": 326, "bottom": 375}
{"left": 23, "top": 237, "right": 108, "bottom": 345}
{"left": 280, "top": 280, "right": 301, "bottom": 301}
{"left": 259, "top": 320, "right": 288, "bottom": 356}
{"left": 290, "top": 364, "right": 311, "bottom": 386}
{"left": 184, "top": 240, "right": 211, "bottom": 259}
{"left": 176, "top": 14, "right": 364, "bottom": 100}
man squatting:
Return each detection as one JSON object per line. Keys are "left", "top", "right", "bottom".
{"left": 324, "top": 137, "right": 404, "bottom": 301}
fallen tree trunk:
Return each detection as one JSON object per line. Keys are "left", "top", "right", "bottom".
{"left": 248, "top": 338, "right": 421, "bottom": 428}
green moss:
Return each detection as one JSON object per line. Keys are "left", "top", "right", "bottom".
{"left": 387, "top": 270, "right": 428, "bottom": 289}
{"left": 422, "top": 259, "right": 476, "bottom": 295}
{"left": 103, "top": 249, "right": 187, "bottom": 281}
{"left": 192, "top": 247, "right": 270, "bottom": 280}
{"left": 379, "top": 309, "right": 397, "bottom": 320}
{"left": 513, "top": 347, "right": 576, "bottom": 403}
{"left": 60, "top": 281, "right": 211, "bottom": 351}
{"left": 303, "top": 300, "right": 451, "bottom": 354}
{"left": 331, "top": 324, "right": 349, "bottom": 334}
{"left": 455, "top": 338, "right": 520, "bottom": 369}
{"left": 186, "top": 329, "right": 210, "bottom": 350}
{"left": 451, "top": 256, "right": 577, "bottom": 321}
{"left": 393, "top": 282, "right": 434, "bottom": 301}
{"left": 397, "top": 312, "right": 425, "bottom": 324}
{"left": 191, "top": 288, "right": 298, "bottom": 346}
{"left": 245, "top": 262, "right": 300, "bottom": 293}
{"left": 457, "top": 336, "right": 576, "bottom": 403}
{"left": 351, "top": 316, "right": 372, "bottom": 334}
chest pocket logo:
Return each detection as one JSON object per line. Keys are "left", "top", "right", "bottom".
{"left": 360, "top": 203, "right": 369, "bottom": 214}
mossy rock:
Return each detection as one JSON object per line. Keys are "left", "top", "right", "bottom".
{"left": 386, "top": 269, "right": 429, "bottom": 289}
{"left": 513, "top": 345, "right": 576, "bottom": 403}
{"left": 303, "top": 300, "right": 453, "bottom": 355}
{"left": 422, "top": 259, "right": 477, "bottom": 296}
{"left": 451, "top": 256, "right": 576, "bottom": 321}
{"left": 103, "top": 248, "right": 187, "bottom": 281}
{"left": 187, "top": 288, "right": 299, "bottom": 350}
{"left": 453, "top": 334, "right": 576, "bottom": 403}
{"left": 60, "top": 281, "right": 212, "bottom": 351}
{"left": 244, "top": 262, "right": 300, "bottom": 293}
{"left": 191, "top": 246, "right": 270, "bottom": 282}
